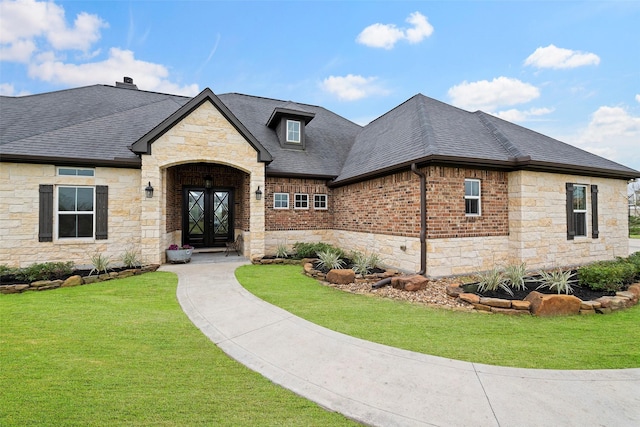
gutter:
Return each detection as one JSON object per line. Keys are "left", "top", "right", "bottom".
{"left": 411, "top": 163, "right": 427, "bottom": 276}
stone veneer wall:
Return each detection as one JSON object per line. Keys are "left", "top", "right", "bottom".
{"left": 140, "top": 101, "right": 266, "bottom": 264}
{"left": 508, "top": 170, "right": 629, "bottom": 270}
{"left": 0, "top": 162, "right": 141, "bottom": 268}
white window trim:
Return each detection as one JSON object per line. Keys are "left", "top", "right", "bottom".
{"left": 286, "top": 120, "right": 301, "bottom": 143}
{"left": 273, "top": 192, "right": 289, "bottom": 209}
{"left": 314, "top": 194, "right": 328, "bottom": 210}
{"left": 294, "top": 193, "right": 309, "bottom": 210}
{"left": 55, "top": 185, "right": 96, "bottom": 241}
{"left": 573, "top": 184, "right": 588, "bottom": 237}
{"left": 57, "top": 166, "right": 95, "bottom": 177}
{"left": 464, "top": 179, "right": 481, "bottom": 216}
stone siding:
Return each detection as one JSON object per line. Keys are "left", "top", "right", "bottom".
{"left": 0, "top": 162, "right": 141, "bottom": 268}
{"left": 427, "top": 236, "right": 511, "bottom": 277}
{"left": 508, "top": 170, "right": 629, "bottom": 270}
{"left": 140, "top": 101, "right": 266, "bottom": 264}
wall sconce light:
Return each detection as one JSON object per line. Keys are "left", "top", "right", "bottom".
{"left": 204, "top": 175, "right": 213, "bottom": 189}
{"left": 255, "top": 186, "right": 263, "bottom": 201}
{"left": 145, "top": 181, "right": 154, "bottom": 198}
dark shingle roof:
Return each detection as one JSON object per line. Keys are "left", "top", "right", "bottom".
{"left": 333, "top": 94, "right": 639, "bottom": 183}
{"left": 1, "top": 86, "right": 637, "bottom": 180}
{"left": 0, "top": 85, "right": 189, "bottom": 165}
{"left": 218, "top": 93, "right": 361, "bottom": 177}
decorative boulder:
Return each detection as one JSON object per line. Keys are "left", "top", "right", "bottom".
{"left": 391, "top": 275, "right": 428, "bottom": 292}
{"left": 62, "top": 275, "right": 83, "bottom": 287}
{"left": 326, "top": 269, "right": 355, "bottom": 285}
{"left": 524, "top": 291, "right": 581, "bottom": 316}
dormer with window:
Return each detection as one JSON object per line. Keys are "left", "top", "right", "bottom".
{"left": 266, "top": 102, "right": 315, "bottom": 150}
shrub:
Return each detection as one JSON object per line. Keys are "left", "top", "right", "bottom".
{"left": 476, "top": 267, "right": 513, "bottom": 296}
{"left": 503, "top": 262, "right": 529, "bottom": 292}
{"left": 316, "top": 250, "right": 346, "bottom": 271}
{"left": 536, "top": 269, "right": 575, "bottom": 294}
{"left": 578, "top": 260, "right": 635, "bottom": 292}
{"left": 275, "top": 243, "right": 288, "bottom": 258}
{"left": 292, "top": 242, "right": 343, "bottom": 259}
{"left": 627, "top": 252, "right": 640, "bottom": 277}
{"left": 89, "top": 252, "right": 111, "bottom": 276}
{"left": 14, "top": 262, "right": 75, "bottom": 282}
{"left": 121, "top": 247, "right": 142, "bottom": 268}
{"left": 350, "top": 251, "right": 382, "bottom": 276}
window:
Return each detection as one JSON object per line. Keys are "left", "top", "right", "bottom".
{"left": 57, "top": 167, "right": 94, "bottom": 176}
{"left": 314, "top": 194, "right": 327, "bottom": 210}
{"left": 39, "top": 185, "right": 108, "bottom": 241}
{"left": 57, "top": 186, "right": 94, "bottom": 238}
{"left": 286, "top": 120, "right": 301, "bottom": 143}
{"left": 572, "top": 184, "right": 587, "bottom": 237}
{"left": 294, "top": 193, "right": 309, "bottom": 209}
{"left": 464, "top": 179, "right": 481, "bottom": 216}
{"left": 274, "top": 193, "right": 289, "bottom": 209}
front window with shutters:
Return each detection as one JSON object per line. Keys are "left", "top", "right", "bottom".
{"left": 572, "top": 184, "right": 587, "bottom": 237}
{"left": 57, "top": 186, "right": 94, "bottom": 238}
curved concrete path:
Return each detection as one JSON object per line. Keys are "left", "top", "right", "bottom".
{"left": 162, "top": 257, "right": 640, "bottom": 427}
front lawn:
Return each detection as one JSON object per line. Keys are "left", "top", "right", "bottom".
{"left": 236, "top": 264, "right": 640, "bottom": 370}
{"left": 0, "top": 272, "right": 356, "bottom": 426}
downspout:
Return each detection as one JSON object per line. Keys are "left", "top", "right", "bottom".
{"left": 411, "top": 163, "right": 427, "bottom": 276}
{"left": 372, "top": 163, "right": 426, "bottom": 289}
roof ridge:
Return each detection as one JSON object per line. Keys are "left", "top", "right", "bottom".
{"left": 415, "top": 95, "right": 436, "bottom": 157}
{"left": 475, "top": 111, "right": 527, "bottom": 160}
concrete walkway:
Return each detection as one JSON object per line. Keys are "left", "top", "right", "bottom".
{"left": 162, "top": 254, "right": 640, "bottom": 427}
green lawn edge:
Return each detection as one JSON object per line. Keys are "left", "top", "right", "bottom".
{"left": 0, "top": 272, "right": 357, "bottom": 427}
{"left": 236, "top": 264, "right": 640, "bottom": 370}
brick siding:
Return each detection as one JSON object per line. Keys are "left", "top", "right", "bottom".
{"left": 265, "top": 177, "right": 333, "bottom": 230}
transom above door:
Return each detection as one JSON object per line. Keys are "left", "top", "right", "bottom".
{"left": 183, "top": 187, "right": 233, "bottom": 248}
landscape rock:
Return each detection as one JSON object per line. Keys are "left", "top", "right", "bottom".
{"left": 511, "top": 300, "right": 531, "bottom": 311}
{"left": 391, "top": 275, "right": 428, "bottom": 292}
{"left": 62, "top": 275, "right": 83, "bottom": 287}
{"left": 490, "top": 307, "right": 529, "bottom": 315}
{"left": 459, "top": 293, "right": 480, "bottom": 304}
{"left": 326, "top": 269, "right": 355, "bottom": 285}
{"left": 580, "top": 300, "right": 601, "bottom": 310}
{"left": 0, "top": 284, "right": 29, "bottom": 294}
{"left": 479, "top": 297, "right": 511, "bottom": 309}
{"left": 616, "top": 291, "right": 638, "bottom": 305}
{"left": 445, "top": 285, "right": 463, "bottom": 297}
{"left": 627, "top": 283, "right": 640, "bottom": 299}
{"left": 595, "top": 296, "right": 631, "bottom": 310}
{"left": 579, "top": 309, "right": 596, "bottom": 315}
{"left": 524, "top": 291, "right": 581, "bottom": 316}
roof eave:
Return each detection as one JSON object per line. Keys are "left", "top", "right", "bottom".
{"left": 130, "top": 87, "right": 273, "bottom": 164}
{"left": 0, "top": 154, "right": 141, "bottom": 168}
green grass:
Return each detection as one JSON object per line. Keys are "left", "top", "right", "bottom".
{"left": 0, "top": 272, "right": 357, "bottom": 427}
{"left": 236, "top": 265, "right": 640, "bottom": 370}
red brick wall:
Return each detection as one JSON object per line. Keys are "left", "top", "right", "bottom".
{"left": 265, "top": 177, "right": 333, "bottom": 230}
{"left": 332, "top": 171, "right": 421, "bottom": 237}
{"left": 331, "top": 166, "right": 509, "bottom": 239}
{"left": 425, "top": 166, "right": 508, "bottom": 238}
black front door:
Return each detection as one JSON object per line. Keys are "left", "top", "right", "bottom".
{"left": 183, "top": 188, "right": 233, "bottom": 248}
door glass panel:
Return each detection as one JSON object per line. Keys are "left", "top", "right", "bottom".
{"left": 188, "top": 191, "right": 205, "bottom": 235}
{"left": 213, "top": 192, "right": 229, "bottom": 236}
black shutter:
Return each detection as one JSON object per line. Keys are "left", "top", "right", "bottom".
{"left": 591, "top": 185, "right": 599, "bottom": 239}
{"left": 566, "top": 183, "right": 575, "bottom": 240}
{"left": 39, "top": 184, "right": 53, "bottom": 242}
{"left": 95, "top": 185, "right": 108, "bottom": 240}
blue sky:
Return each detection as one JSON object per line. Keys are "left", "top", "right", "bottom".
{"left": 1, "top": 0, "right": 639, "bottom": 173}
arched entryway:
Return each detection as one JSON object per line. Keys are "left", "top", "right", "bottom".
{"left": 166, "top": 163, "right": 250, "bottom": 248}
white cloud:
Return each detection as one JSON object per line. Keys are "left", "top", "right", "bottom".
{"left": 321, "top": 74, "right": 388, "bottom": 101}
{"left": 636, "top": 94, "right": 640, "bottom": 103}
{"left": 568, "top": 105, "right": 640, "bottom": 169}
{"left": 0, "top": 38, "right": 36, "bottom": 62}
{"left": 0, "top": 83, "right": 29, "bottom": 96}
{"left": 524, "top": 44, "right": 600, "bottom": 69}
{"left": 492, "top": 107, "right": 554, "bottom": 122}
{"left": 28, "top": 47, "right": 200, "bottom": 96}
{"left": 0, "top": 0, "right": 107, "bottom": 57}
{"left": 448, "top": 77, "right": 540, "bottom": 111}
{"left": 356, "top": 11, "right": 433, "bottom": 49}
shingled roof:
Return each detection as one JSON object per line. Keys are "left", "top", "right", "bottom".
{"left": 1, "top": 85, "right": 637, "bottom": 180}
{"left": 332, "top": 94, "right": 639, "bottom": 184}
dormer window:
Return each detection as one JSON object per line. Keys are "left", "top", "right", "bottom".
{"left": 286, "top": 120, "right": 301, "bottom": 143}
{"left": 267, "top": 103, "right": 315, "bottom": 150}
